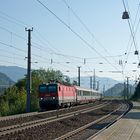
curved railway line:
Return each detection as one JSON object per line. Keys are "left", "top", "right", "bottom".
{"left": 57, "top": 100, "right": 132, "bottom": 140}
{"left": 0, "top": 100, "right": 132, "bottom": 140}
{"left": 0, "top": 100, "right": 104, "bottom": 128}
{"left": 0, "top": 101, "right": 106, "bottom": 136}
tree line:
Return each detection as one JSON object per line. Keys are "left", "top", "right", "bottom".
{"left": 131, "top": 81, "right": 140, "bottom": 100}
{"left": 0, "top": 69, "right": 77, "bottom": 116}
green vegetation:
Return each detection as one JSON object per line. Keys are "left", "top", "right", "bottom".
{"left": 0, "top": 68, "right": 74, "bottom": 116}
{"left": 0, "top": 72, "right": 14, "bottom": 95}
{"left": 131, "top": 82, "right": 140, "bottom": 101}
{"left": 0, "top": 72, "right": 14, "bottom": 85}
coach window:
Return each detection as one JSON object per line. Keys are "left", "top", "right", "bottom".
{"left": 79, "top": 90, "right": 81, "bottom": 96}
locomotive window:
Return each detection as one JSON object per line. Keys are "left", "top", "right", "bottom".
{"left": 39, "top": 86, "right": 47, "bottom": 93}
{"left": 47, "top": 85, "right": 57, "bottom": 93}
{"left": 59, "top": 87, "right": 61, "bottom": 91}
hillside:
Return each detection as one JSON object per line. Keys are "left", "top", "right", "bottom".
{"left": 0, "top": 66, "right": 26, "bottom": 82}
{"left": 0, "top": 65, "right": 125, "bottom": 93}
{"left": 0, "top": 65, "right": 121, "bottom": 90}
{"left": 71, "top": 76, "right": 120, "bottom": 91}
{"left": 0, "top": 72, "right": 15, "bottom": 95}
{"left": 104, "top": 83, "right": 135, "bottom": 97}
{"left": 0, "top": 72, "right": 14, "bottom": 85}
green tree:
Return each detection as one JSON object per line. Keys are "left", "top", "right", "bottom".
{"left": 62, "top": 75, "right": 71, "bottom": 85}
{"left": 72, "top": 80, "right": 78, "bottom": 86}
{"left": 132, "top": 82, "right": 140, "bottom": 100}
{"left": 0, "top": 99, "right": 9, "bottom": 116}
{"left": 0, "top": 68, "right": 72, "bottom": 116}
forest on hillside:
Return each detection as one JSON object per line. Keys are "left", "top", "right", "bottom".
{"left": 0, "top": 69, "right": 76, "bottom": 116}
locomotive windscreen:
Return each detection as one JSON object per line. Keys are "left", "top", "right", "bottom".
{"left": 47, "top": 84, "right": 57, "bottom": 93}
{"left": 39, "top": 84, "right": 47, "bottom": 93}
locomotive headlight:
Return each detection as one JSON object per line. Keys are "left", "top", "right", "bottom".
{"left": 53, "top": 97, "right": 55, "bottom": 100}
{"left": 40, "top": 98, "right": 43, "bottom": 100}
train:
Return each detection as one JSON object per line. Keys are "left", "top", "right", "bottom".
{"left": 38, "top": 82, "right": 102, "bottom": 110}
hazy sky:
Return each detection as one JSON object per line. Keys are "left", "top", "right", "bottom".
{"left": 0, "top": 0, "right": 140, "bottom": 83}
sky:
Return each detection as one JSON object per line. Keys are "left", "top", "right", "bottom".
{"left": 0, "top": 0, "right": 140, "bottom": 84}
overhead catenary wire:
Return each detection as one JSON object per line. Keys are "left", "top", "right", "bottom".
{"left": 0, "top": 6, "right": 117, "bottom": 77}
{"left": 1, "top": 1, "right": 137, "bottom": 81}
{"left": 36, "top": 0, "right": 122, "bottom": 73}
{"left": 62, "top": 0, "right": 119, "bottom": 65}
{"left": 0, "top": 0, "right": 123, "bottom": 79}
{"left": 0, "top": 25, "right": 83, "bottom": 69}
{"left": 122, "top": 0, "right": 140, "bottom": 63}
{"left": 0, "top": 41, "right": 27, "bottom": 53}
{"left": 62, "top": 0, "right": 122, "bottom": 78}
{"left": 0, "top": 4, "right": 90, "bottom": 77}
{"left": 123, "top": 2, "right": 140, "bottom": 70}
{"left": 0, "top": 40, "right": 51, "bottom": 64}
{"left": 0, "top": 11, "right": 87, "bottom": 62}
{"left": 0, "top": 11, "right": 55, "bottom": 52}
{"left": 121, "top": 0, "right": 140, "bottom": 82}
{"left": 0, "top": 59, "right": 26, "bottom": 67}
{"left": 0, "top": 10, "right": 30, "bottom": 27}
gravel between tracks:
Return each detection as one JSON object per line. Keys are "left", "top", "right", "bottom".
{"left": 0, "top": 101, "right": 104, "bottom": 129}
{"left": 0, "top": 100, "right": 122, "bottom": 140}
{"left": 68, "top": 101, "right": 128, "bottom": 140}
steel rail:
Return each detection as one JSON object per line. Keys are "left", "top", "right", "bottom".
{"left": 55, "top": 102, "right": 130, "bottom": 140}
{"left": 0, "top": 101, "right": 107, "bottom": 121}
{"left": 87, "top": 101, "right": 131, "bottom": 140}
{"left": 0, "top": 102, "right": 110, "bottom": 137}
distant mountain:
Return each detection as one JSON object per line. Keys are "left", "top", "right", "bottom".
{"left": 0, "top": 72, "right": 14, "bottom": 85}
{"left": 0, "top": 66, "right": 124, "bottom": 94}
{"left": 71, "top": 76, "right": 120, "bottom": 92}
{"left": 104, "top": 83, "right": 135, "bottom": 97}
{"left": 0, "top": 72, "right": 15, "bottom": 95}
{"left": 0, "top": 66, "right": 26, "bottom": 82}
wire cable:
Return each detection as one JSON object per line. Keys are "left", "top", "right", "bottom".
{"left": 62, "top": 0, "right": 118, "bottom": 63}
{"left": 122, "top": 0, "right": 140, "bottom": 63}
{"left": 36, "top": 0, "right": 121, "bottom": 72}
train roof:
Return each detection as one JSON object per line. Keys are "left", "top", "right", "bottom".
{"left": 74, "top": 86, "right": 100, "bottom": 93}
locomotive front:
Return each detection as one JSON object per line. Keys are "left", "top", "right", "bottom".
{"left": 38, "top": 83, "right": 59, "bottom": 109}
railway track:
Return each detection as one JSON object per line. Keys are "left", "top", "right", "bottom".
{"left": 56, "top": 100, "right": 132, "bottom": 140}
{"left": 0, "top": 100, "right": 105, "bottom": 128}
{"left": 0, "top": 100, "right": 109, "bottom": 139}
{"left": 0, "top": 100, "right": 131, "bottom": 140}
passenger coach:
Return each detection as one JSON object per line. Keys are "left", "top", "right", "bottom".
{"left": 75, "top": 86, "right": 101, "bottom": 104}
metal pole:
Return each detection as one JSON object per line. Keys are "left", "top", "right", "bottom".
{"left": 90, "top": 76, "right": 92, "bottom": 89}
{"left": 78, "top": 66, "right": 81, "bottom": 86}
{"left": 124, "top": 82, "right": 126, "bottom": 100}
{"left": 103, "top": 84, "right": 105, "bottom": 97}
{"left": 93, "top": 69, "right": 96, "bottom": 89}
{"left": 25, "top": 27, "right": 33, "bottom": 113}
{"left": 126, "top": 77, "right": 129, "bottom": 99}
{"left": 97, "top": 81, "right": 99, "bottom": 90}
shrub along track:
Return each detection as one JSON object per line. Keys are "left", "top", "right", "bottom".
{"left": 0, "top": 100, "right": 105, "bottom": 129}
{"left": 0, "top": 100, "right": 131, "bottom": 140}
{"left": 0, "top": 101, "right": 108, "bottom": 135}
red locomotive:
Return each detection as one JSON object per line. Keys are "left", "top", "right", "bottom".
{"left": 38, "top": 82, "right": 101, "bottom": 109}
